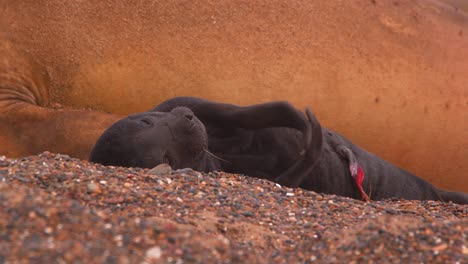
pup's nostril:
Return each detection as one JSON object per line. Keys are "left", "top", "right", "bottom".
{"left": 184, "top": 113, "right": 193, "bottom": 120}
{"left": 171, "top": 107, "right": 195, "bottom": 121}
{"left": 140, "top": 118, "right": 152, "bottom": 126}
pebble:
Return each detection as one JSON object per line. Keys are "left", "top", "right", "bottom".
{"left": 173, "top": 168, "right": 199, "bottom": 177}
{"left": 148, "top": 164, "right": 172, "bottom": 175}
{"left": 1, "top": 152, "right": 466, "bottom": 263}
{"left": 86, "top": 182, "right": 100, "bottom": 193}
{"left": 44, "top": 227, "right": 53, "bottom": 235}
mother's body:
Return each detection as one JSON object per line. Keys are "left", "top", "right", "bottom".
{"left": 90, "top": 97, "right": 468, "bottom": 204}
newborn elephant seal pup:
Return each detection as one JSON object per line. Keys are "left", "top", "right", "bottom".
{"left": 89, "top": 97, "right": 468, "bottom": 204}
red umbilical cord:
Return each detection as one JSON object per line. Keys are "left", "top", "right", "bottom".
{"left": 349, "top": 163, "right": 370, "bottom": 202}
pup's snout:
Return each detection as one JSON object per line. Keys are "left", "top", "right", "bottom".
{"left": 184, "top": 112, "right": 193, "bottom": 120}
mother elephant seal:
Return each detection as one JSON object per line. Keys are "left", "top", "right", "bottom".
{"left": 89, "top": 97, "right": 468, "bottom": 204}
{"left": 0, "top": 41, "right": 121, "bottom": 157}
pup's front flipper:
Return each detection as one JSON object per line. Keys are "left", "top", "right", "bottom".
{"left": 154, "top": 97, "right": 312, "bottom": 152}
{"left": 274, "top": 108, "right": 323, "bottom": 188}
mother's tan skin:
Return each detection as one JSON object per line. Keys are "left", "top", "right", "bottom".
{"left": 0, "top": 0, "right": 467, "bottom": 192}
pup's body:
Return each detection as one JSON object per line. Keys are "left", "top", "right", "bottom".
{"left": 90, "top": 97, "right": 468, "bottom": 204}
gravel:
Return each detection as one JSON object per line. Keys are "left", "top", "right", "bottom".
{"left": 0, "top": 152, "right": 466, "bottom": 263}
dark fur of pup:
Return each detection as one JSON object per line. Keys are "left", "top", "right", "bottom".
{"left": 90, "top": 97, "right": 468, "bottom": 204}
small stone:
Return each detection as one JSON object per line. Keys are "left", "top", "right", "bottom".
{"left": 286, "top": 192, "right": 294, "bottom": 197}
{"left": 12, "top": 176, "right": 30, "bottom": 183}
{"left": 242, "top": 211, "right": 254, "bottom": 217}
{"left": 432, "top": 243, "right": 448, "bottom": 252}
{"left": 217, "top": 234, "right": 230, "bottom": 245}
{"left": 87, "top": 182, "right": 100, "bottom": 193}
{"left": 54, "top": 154, "right": 71, "bottom": 160}
{"left": 173, "top": 168, "right": 200, "bottom": 177}
{"left": 146, "top": 246, "right": 162, "bottom": 259}
{"left": 148, "top": 164, "right": 172, "bottom": 175}
{"left": 44, "top": 227, "right": 53, "bottom": 234}
{"left": 194, "top": 192, "right": 206, "bottom": 199}
{"left": 99, "top": 180, "right": 107, "bottom": 185}
{"left": 173, "top": 168, "right": 193, "bottom": 174}
{"left": 113, "top": 234, "right": 123, "bottom": 247}
{"left": 28, "top": 211, "right": 37, "bottom": 218}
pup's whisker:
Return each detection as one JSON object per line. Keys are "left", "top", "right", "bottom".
{"left": 203, "top": 148, "right": 231, "bottom": 163}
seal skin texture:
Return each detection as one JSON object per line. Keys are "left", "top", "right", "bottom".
{"left": 0, "top": 41, "right": 122, "bottom": 158}
{"left": 89, "top": 97, "right": 468, "bottom": 204}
